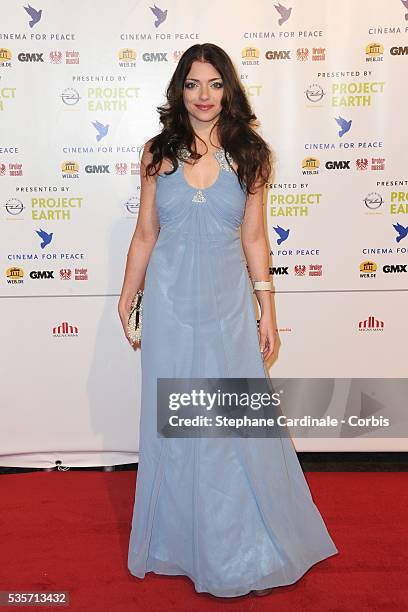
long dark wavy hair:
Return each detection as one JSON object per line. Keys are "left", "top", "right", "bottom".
{"left": 144, "top": 43, "right": 272, "bottom": 195}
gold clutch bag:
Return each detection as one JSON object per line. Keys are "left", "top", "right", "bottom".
{"left": 127, "top": 289, "right": 144, "bottom": 343}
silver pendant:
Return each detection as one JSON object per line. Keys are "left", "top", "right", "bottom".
{"left": 192, "top": 189, "right": 206, "bottom": 203}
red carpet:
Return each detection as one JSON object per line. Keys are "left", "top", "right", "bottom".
{"left": 1, "top": 471, "right": 407, "bottom": 611}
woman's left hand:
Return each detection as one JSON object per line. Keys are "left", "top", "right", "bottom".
{"left": 258, "top": 313, "right": 276, "bottom": 361}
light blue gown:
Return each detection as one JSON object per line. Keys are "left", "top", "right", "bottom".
{"left": 127, "top": 146, "right": 338, "bottom": 598}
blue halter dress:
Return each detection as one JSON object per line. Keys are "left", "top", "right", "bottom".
{"left": 127, "top": 146, "right": 338, "bottom": 598}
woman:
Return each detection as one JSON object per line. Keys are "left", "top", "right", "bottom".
{"left": 118, "top": 43, "right": 338, "bottom": 599}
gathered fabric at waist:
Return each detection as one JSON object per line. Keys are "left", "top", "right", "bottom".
{"left": 158, "top": 225, "right": 241, "bottom": 245}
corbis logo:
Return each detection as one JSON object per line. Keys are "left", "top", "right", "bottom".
{"left": 61, "top": 161, "right": 80, "bottom": 178}
{"left": 6, "top": 267, "right": 24, "bottom": 284}
{"left": 360, "top": 261, "right": 377, "bottom": 278}
{"left": 241, "top": 47, "right": 260, "bottom": 65}
{"left": 358, "top": 316, "right": 384, "bottom": 332}
{"left": 118, "top": 48, "right": 137, "bottom": 67}
{"left": 365, "top": 42, "right": 384, "bottom": 62}
{"left": 52, "top": 322, "right": 79, "bottom": 337}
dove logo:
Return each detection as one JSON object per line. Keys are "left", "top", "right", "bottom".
{"left": 92, "top": 120, "right": 109, "bottom": 142}
{"left": 24, "top": 4, "right": 42, "bottom": 28}
{"left": 273, "top": 225, "right": 290, "bottom": 245}
{"left": 6, "top": 267, "right": 24, "bottom": 284}
{"left": 35, "top": 229, "right": 53, "bottom": 249}
{"left": 52, "top": 322, "right": 79, "bottom": 337}
{"left": 274, "top": 2, "right": 292, "bottom": 25}
{"left": 325, "top": 160, "right": 350, "bottom": 170}
{"left": 0, "top": 48, "right": 12, "bottom": 67}
{"left": 358, "top": 316, "right": 384, "bottom": 332}
{"left": 18, "top": 52, "right": 44, "bottom": 62}
{"left": 390, "top": 46, "right": 408, "bottom": 56}
{"left": 359, "top": 261, "right": 377, "bottom": 278}
{"left": 334, "top": 116, "right": 352, "bottom": 137}
{"left": 150, "top": 4, "right": 167, "bottom": 27}
{"left": 393, "top": 223, "right": 408, "bottom": 243}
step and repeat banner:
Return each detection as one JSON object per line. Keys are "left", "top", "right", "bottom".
{"left": 1, "top": 0, "right": 407, "bottom": 466}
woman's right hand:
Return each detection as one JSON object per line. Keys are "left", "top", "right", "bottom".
{"left": 118, "top": 293, "right": 138, "bottom": 347}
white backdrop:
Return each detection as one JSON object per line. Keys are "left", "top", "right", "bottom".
{"left": 1, "top": 0, "right": 408, "bottom": 467}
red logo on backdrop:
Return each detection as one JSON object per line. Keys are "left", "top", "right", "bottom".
{"left": 60, "top": 269, "right": 72, "bottom": 280}
{"left": 74, "top": 268, "right": 88, "bottom": 280}
{"left": 52, "top": 322, "right": 79, "bottom": 337}
{"left": 294, "top": 264, "right": 306, "bottom": 276}
{"left": 358, "top": 316, "right": 384, "bottom": 331}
